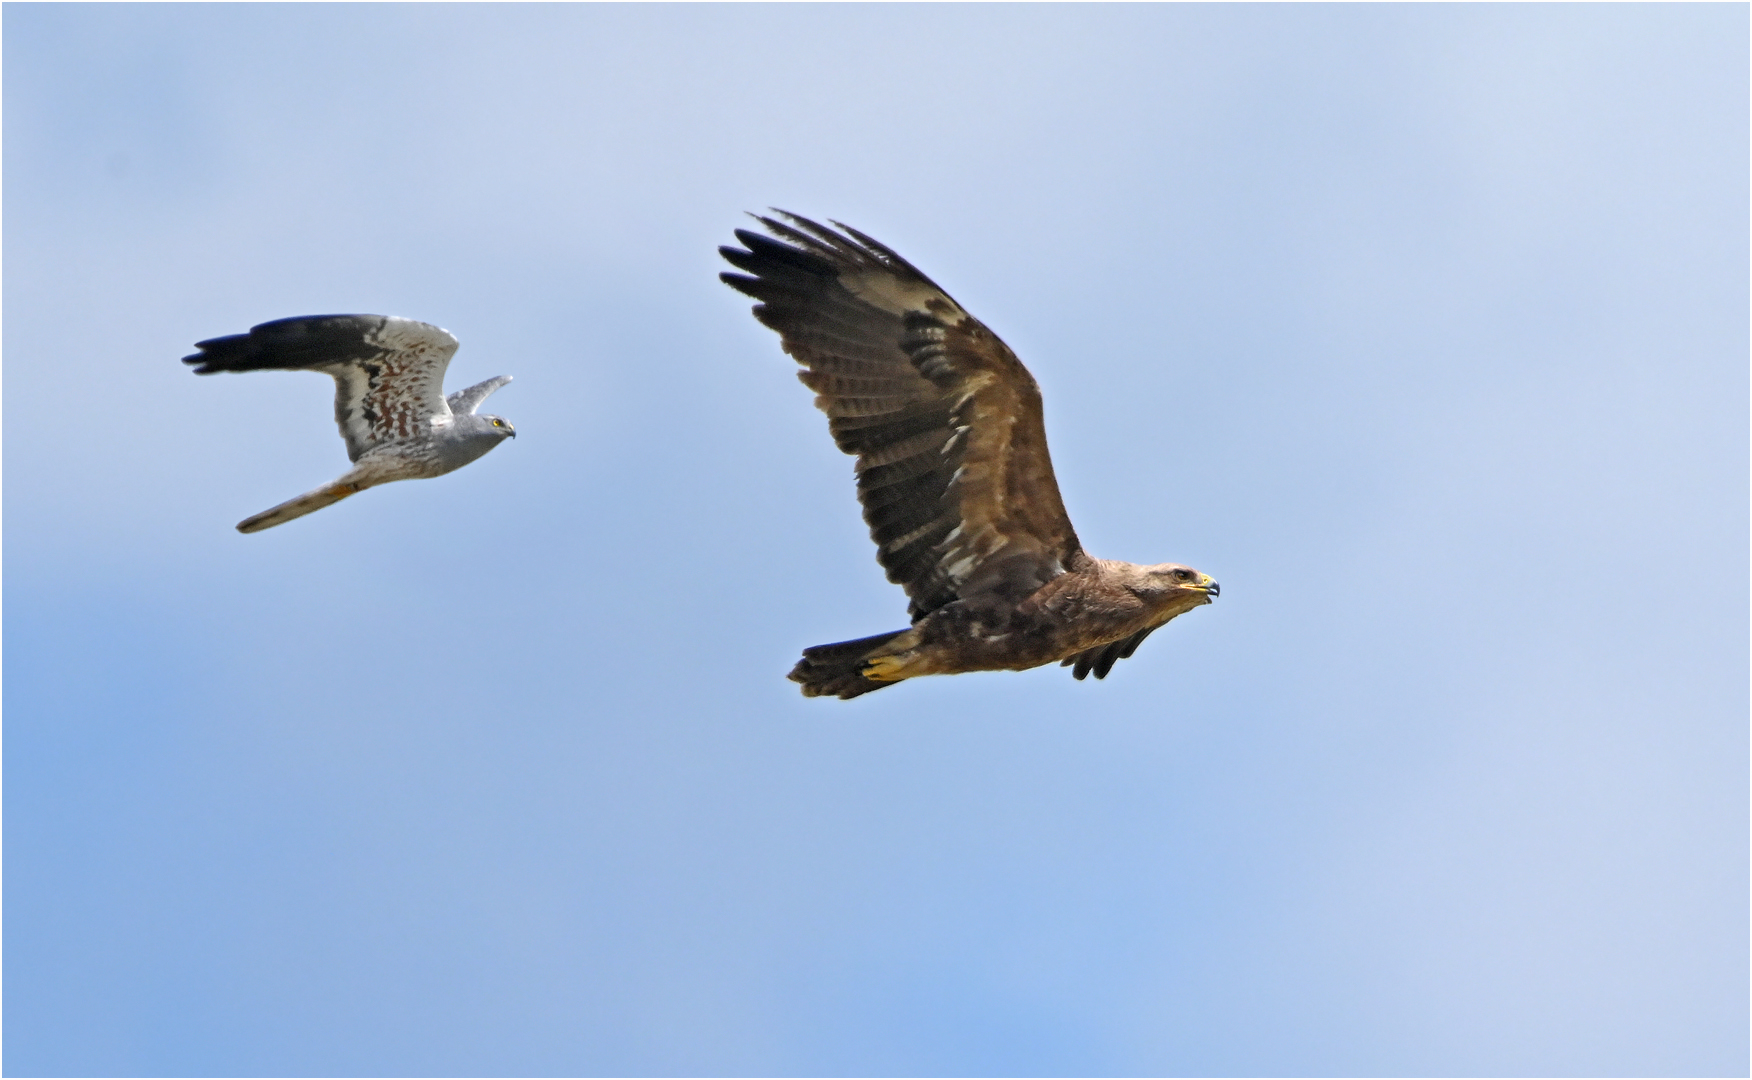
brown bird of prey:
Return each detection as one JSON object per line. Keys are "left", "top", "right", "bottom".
{"left": 721, "top": 213, "right": 1219, "bottom": 699}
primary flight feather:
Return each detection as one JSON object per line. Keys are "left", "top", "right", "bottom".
{"left": 721, "top": 213, "right": 1219, "bottom": 698}
{"left": 184, "top": 314, "right": 515, "bottom": 533}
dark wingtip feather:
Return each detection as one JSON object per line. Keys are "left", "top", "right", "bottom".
{"left": 181, "top": 314, "right": 393, "bottom": 375}
{"left": 1091, "top": 647, "right": 1122, "bottom": 680}
{"left": 731, "top": 228, "right": 838, "bottom": 275}
{"left": 719, "top": 271, "right": 763, "bottom": 297}
{"left": 829, "top": 219, "right": 933, "bottom": 280}
{"left": 1071, "top": 651, "right": 1096, "bottom": 679}
{"left": 182, "top": 334, "right": 251, "bottom": 375}
{"left": 1063, "top": 626, "right": 1159, "bottom": 683}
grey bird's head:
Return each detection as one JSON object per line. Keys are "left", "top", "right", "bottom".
{"left": 438, "top": 411, "right": 515, "bottom": 472}
{"left": 439, "top": 375, "right": 516, "bottom": 471}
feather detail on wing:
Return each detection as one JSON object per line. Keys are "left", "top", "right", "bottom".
{"left": 722, "top": 213, "right": 1083, "bottom": 619}
{"left": 185, "top": 315, "right": 459, "bottom": 462}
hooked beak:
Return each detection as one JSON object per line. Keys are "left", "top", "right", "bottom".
{"left": 1199, "top": 576, "right": 1220, "bottom": 599}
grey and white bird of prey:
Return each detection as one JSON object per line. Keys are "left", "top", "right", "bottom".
{"left": 184, "top": 314, "right": 515, "bottom": 533}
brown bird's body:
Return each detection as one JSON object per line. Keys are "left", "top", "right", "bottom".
{"left": 721, "top": 214, "right": 1218, "bottom": 698}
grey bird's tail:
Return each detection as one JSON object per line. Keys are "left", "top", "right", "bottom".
{"left": 236, "top": 480, "right": 363, "bottom": 533}
{"left": 789, "top": 630, "right": 909, "bottom": 699}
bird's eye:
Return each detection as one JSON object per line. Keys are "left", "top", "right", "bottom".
{"left": 492, "top": 418, "right": 503, "bottom": 427}
{"left": 1173, "top": 569, "right": 1191, "bottom": 581}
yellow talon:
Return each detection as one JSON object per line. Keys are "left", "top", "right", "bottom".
{"left": 862, "top": 655, "right": 907, "bottom": 682}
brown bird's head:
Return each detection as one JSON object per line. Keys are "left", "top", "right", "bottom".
{"left": 1136, "top": 563, "right": 1220, "bottom": 615}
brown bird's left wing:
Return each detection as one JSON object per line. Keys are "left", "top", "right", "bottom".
{"left": 721, "top": 213, "right": 1084, "bottom": 620}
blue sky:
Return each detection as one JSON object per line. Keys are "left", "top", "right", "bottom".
{"left": 5, "top": 4, "right": 1745, "bottom": 1076}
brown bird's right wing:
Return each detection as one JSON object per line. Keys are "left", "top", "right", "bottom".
{"left": 721, "top": 213, "right": 1084, "bottom": 620}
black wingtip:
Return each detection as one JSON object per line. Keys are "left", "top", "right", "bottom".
{"left": 719, "top": 271, "right": 765, "bottom": 298}
{"left": 720, "top": 227, "right": 839, "bottom": 280}
{"left": 179, "top": 314, "right": 398, "bottom": 375}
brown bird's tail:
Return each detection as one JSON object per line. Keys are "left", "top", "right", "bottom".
{"left": 236, "top": 480, "right": 363, "bottom": 534}
{"left": 789, "top": 630, "right": 910, "bottom": 699}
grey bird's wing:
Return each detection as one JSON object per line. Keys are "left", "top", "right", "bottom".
{"left": 184, "top": 314, "right": 459, "bottom": 462}
{"left": 447, "top": 375, "right": 513, "bottom": 415}
{"left": 721, "top": 213, "right": 1084, "bottom": 621}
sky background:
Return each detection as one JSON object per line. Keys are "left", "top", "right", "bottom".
{"left": 5, "top": 4, "right": 1746, "bottom": 1076}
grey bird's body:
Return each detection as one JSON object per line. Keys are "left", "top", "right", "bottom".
{"left": 184, "top": 314, "right": 515, "bottom": 533}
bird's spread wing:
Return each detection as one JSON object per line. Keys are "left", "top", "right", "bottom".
{"left": 722, "top": 213, "right": 1082, "bottom": 619}
{"left": 447, "top": 375, "right": 513, "bottom": 416}
{"left": 185, "top": 315, "right": 459, "bottom": 462}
